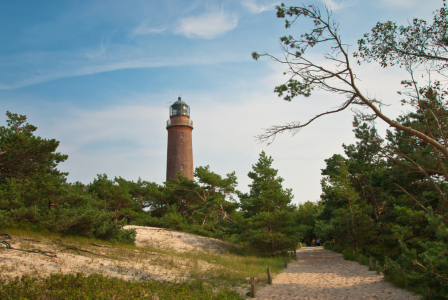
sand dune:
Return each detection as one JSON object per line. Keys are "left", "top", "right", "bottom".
{"left": 124, "top": 225, "right": 234, "bottom": 253}
{"left": 0, "top": 226, "right": 231, "bottom": 282}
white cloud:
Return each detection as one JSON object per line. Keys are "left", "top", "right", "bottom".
{"left": 83, "top": 41, "right": 108, "bottom": 59}
{"left": 49, "top": 103, "right": 168, "bottom": 184}
{"left": 0, "top": 43, "right": 245, "bottom": 90}
{"left": 175, "top": 9, "right": 238, "bottom": 39}
{"left": 321, "top": 0, "right": 356, "bottom": 10}
{"left": 378, "top": 0, "right": 419, "bottom": 7}
{"left": 129, "top": 21, "right": 167, "bottom": 38}
{"left": 242, "top": 0, "right": 278, "bottom": 14}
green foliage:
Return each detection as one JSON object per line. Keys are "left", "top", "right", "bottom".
{"left": 130, "top": 214, "right": 162, "bottom": 227}
{"left": 160, "top": 204, "right": 186, "bottom": 230}
{"left": 313, "top": 220, "right": 334, "bottom": 241}
{"left": 356, "top": 0, "right": 448, "bottom": 70}
{"left": 384, "top": 207, "right": 448, "bottom": 298}
{"left": 161, "top": 167, "right": 239, "bottom": 238}
{"left": 295, "top": 201, "right": 323, "bottom": 244}
{"left": 320, "top": 151, "right": 380, "bottom": 250}
{"left": 0, "top": 176, "right": 136, "bottom": 243}
{"left": 0, "top": 111, "right": 68, "bottom": 181}
{"left": 0, "top": 273, "right": 243, "bottom": 300}
{"left": 256, "top": 1, "right": 448, "bottom": 297}
{"left": 0, "top": 112, "right": 135, "bottom": 245}
{"left": 317, "top": 113, "right": 448, "bottom": 298}
{"left": 128, "top": 178, "right": 165, "bottom": 213}
{"left": 87, "top": 174, "right": 142, "bottom": 221}
{"left": 239, "top": 151, "right": 301, "bottom": 255}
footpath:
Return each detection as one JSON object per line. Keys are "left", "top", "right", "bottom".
{"left": 254, "top": 247, "right": 420, "bottom": 300}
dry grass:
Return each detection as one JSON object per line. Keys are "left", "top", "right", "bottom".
{"left": 0, "top": 226, "right": 285, "bottom": 297}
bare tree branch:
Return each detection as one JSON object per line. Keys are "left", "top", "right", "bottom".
{"left": 254, "top": 4, "right": 448, "bottom": 163}
{"left": 395, "top": 183, "right": 428, "bottom": 212}
{"left": 256, "top": 95, "right": 356, "bottom": 144}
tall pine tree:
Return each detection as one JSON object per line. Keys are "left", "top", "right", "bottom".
{"left": 239, "top": 151, "right": 302, "bottom": 255}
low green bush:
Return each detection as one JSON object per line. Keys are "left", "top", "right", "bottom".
{"left": 0, "top": 273, "right": 243, "bottom": 300}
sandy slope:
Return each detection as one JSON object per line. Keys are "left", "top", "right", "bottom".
{"left": 254, "top": 247, "right": 420, "bottom": 300}
{"left": 0, "top": 226, "right": 229, "bottom": 282}
{"left": 124, "top": 225, "right": 234, "bottom": 253}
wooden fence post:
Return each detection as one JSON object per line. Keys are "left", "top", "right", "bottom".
{"left": 376, "top": 261, "right": 380, "bottom": 275}
{"left": 294, "top": 249, "right": 296, "bottom": 257}
{"left": 284, "top": 257, "right": 288, "bottom": 268}
{"left": 289, "top": 251, "right": 291, "bottom": 261}
{"left": 267, "top": 268, "right": 272, "bottom": 285}
{"left": 353, "top": 250, "right": 356, "bottom": 260}
{"left": 369, "top": 257, "right": 374, "bottom": 271}
{"left": 250, "top": 277, "right": 256, "bottom": 298}
{"left": 359, "top": 254, "right": 363, "bottom": 265}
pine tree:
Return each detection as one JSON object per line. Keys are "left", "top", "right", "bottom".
{"left": 0, "top": 111, "right": 67, "bottom": 181}
{"left": 239, "top": 151, "right": 301, "bottom": 255}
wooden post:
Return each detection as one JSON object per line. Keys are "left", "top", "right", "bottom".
{"left": 353, "top": 250, "right": 356, "bottom": 260}
{"left": 294, "top": 249, "right": 296, "bottom": 257}
{"left": 376, "top": 261, "right": 380, "bottom": 275}
{"left": 369, "top": 257, "right": 374, "bottom": 271}
{"left": 359, "top": 254, "right": 363, "bottom": 265}
{"left": 250, "top": 277, "right": 255, "bottom": 298}
{"left": 284, "top": 257, "right": 288, "bottom": 268}
{"left": 289, "top": 251, "right": 291, "bottom": 261}
{"left": 267, "top": 268, "right": 272, "bottom": 285}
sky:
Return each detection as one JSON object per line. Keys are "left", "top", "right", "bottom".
{"left": 0, "top": 0, "right": 444, "bottom": 204}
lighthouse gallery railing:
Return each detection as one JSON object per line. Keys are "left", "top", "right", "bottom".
{"left": 167, "top": 119, "right": 193, "bottom": 127}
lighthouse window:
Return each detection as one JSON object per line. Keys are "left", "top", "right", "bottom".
{"left": 180, "top": 132, "right": 183, "bottom": 138}
{"left": 180, "top": 165, "right": 184, "bottom": 171}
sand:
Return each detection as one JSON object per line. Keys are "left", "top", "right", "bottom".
{"left": 254, "top": 247, "right": 421, "bottom": 300}
{"left": 124, "top": 225, "right": 235, "bottom": 253}
{"left": 0, "top": 229, "right": 422, "bottom": 299}
{"left": 0, "top": 226, "right": 231, "bottom": 282}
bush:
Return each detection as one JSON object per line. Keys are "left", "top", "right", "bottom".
{"left": 160, "top": 205, "right": 185, "bottom": 230}
{"left": 113, "top": 228, "right": 137, "bottom": 244}
{"left": 0, "top": 273, "right": 243, "bottom": 300}
{"left": 130, "top": 214, "right": 162, "bottom": 227}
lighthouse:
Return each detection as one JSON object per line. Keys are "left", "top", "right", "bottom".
{"left": 166, "top": 97, "right": 194, "bottom": 181}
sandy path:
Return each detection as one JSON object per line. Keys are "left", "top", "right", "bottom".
{"left": 254, "top": 247, "right": 420, "bottom": 300}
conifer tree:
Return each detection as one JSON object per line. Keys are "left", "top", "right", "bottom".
{"left": 0, "top": 111, "right": 67, "bottom": 181}
{"left": 239, "top": 151, "right": 301, "bottom": 255}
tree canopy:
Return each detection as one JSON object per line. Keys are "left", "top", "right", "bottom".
{"left": 0, "top": 111, "right": 68, "bottom": 181}
{"left": 253, "top": 2, "right": 448, "bottom": 297}
{"left": 238, "top": 151, "right": 303, "bottom": 255}
{"left": 252, "top": 2, "right": 448, "bottom": 163}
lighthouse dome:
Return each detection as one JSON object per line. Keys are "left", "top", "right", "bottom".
{"left": 170, "top": 97, "right": 190, "bottom": 117}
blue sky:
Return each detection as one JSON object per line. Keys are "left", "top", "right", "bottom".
{"left": 0, "top": 0, "right": 443, "bottom": 203}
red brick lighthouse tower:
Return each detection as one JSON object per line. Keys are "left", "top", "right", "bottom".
{"left": 166, "top": 97, "right": 194, "bottom": 181}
